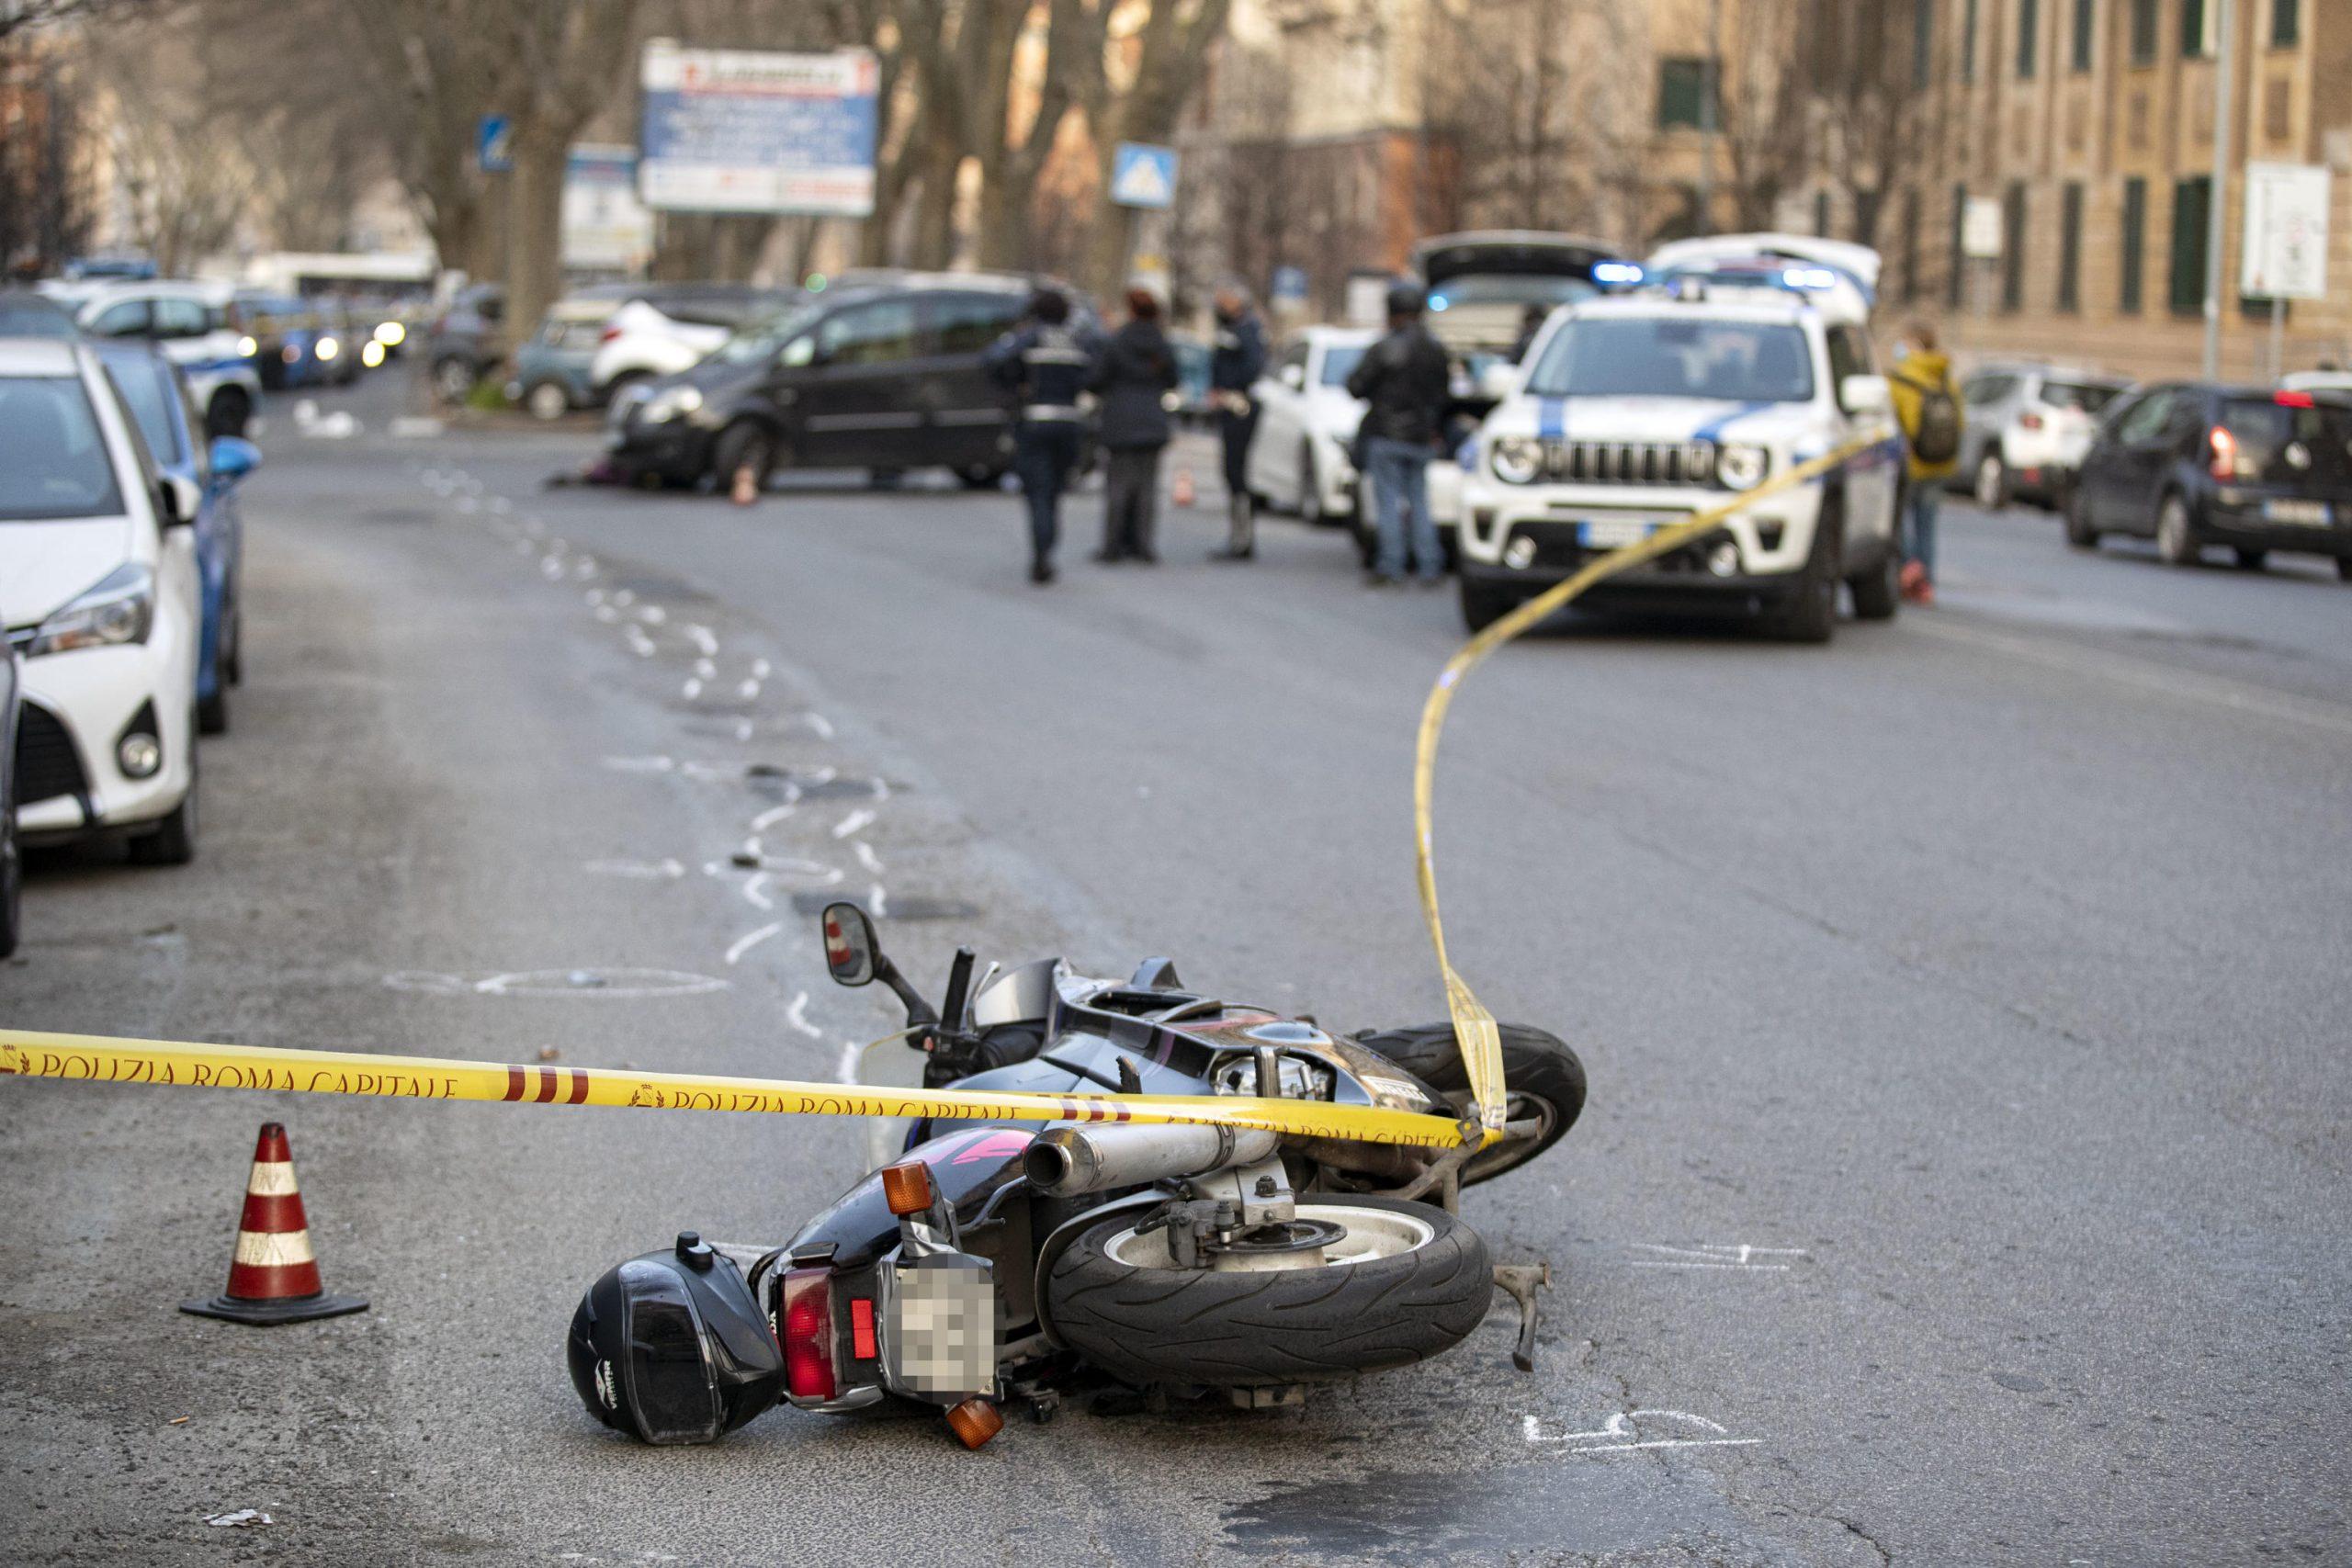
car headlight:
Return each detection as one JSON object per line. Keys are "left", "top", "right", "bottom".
{"left": 375, "top": 321, "right": 405, "bottom": 347}
{"left": 641, "top": 385, "right": 704, "bottom": 423}
{"left": 1716, "top": 444, "right": 1769, "bottom": 491}
{"left": 236, "top": 334, "right": 257, "bottom": 357}
{"left": 316, "top": 335, "right": 340, "bottom": 361}
{"left": 361, "top": 340, "right": 386, "bottom": 368}
{"left": 1491, "top": 436, "right": 1544, "bottom": 485}
{"left": 27, "top": 563, "right": 154, "bottom": 657}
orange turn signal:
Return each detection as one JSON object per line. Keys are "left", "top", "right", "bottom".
{"left": 945, "top": 1397, "right": 1004, "bottom": 1450}
{"left": 881, "top": 1160, "right": 936, "bottom": 1218}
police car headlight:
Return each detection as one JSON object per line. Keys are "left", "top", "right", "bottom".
{"left": 1717, "top": 445, "right": 1769, "bottom": 491}
{"left": 1491, "top": 436, "right": 1544, "bottom": 485}
{"left": 640, "top": 386, "right": 703, "bottom": 423}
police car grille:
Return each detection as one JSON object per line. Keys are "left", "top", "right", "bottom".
{"left": 1544, "top": 440, "right": 1715, "bottom": 485}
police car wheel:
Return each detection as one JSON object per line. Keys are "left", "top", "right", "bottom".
{"left": 1044, "top": 1196, "right": 1490, "bottom": 1390}
{"left": 2064, "top": 489, "right": 2101, "bottom": 550}
{"left": 1849, "top": 547, "right": 1900, "bottom": 621}
{"left": 1762, "top": 503, "right": 1841, "bottom": 644}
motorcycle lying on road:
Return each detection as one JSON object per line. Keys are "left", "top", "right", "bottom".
{"left": 568, "top": 903, "right": 1586, "bottom": 1448}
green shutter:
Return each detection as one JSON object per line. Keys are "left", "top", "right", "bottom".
{"left": 2059, "top": 184, "right": 2083, "bottom": 310}
{"left": 2168, "top": 176, "right": 2210, "bottom": 314}
{"left": 2018, "top": 0, "right": 2039, "bottom": 76}
{"left": 2120, "top": 177, "right": 2146, "bottom": 312}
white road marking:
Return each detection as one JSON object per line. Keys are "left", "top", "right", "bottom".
{"left": 751, "top": 803, "right": 797, "bottom": 830}
{"left": 582, "top": 858, "right": 685, "bottom": 879}
{"left": 735, "top": 719, "right": 753, "bottom": 741}
{"left": 1626, "top": 1244, "right": 1808, "bottom": 1271}
{"left": 685, "top": 624, "right": 718, "bottom": 657}
{"left": 834, "top": 1040, "right": 864, "bottom": 1083}
{"left": 743, "top": 873, "right": 775, "bottom": 910}
{"left": 624, "top": 626, "right": 657, "bottom": 657}
{"left": 832, "top": 808, "right": 876, "bottom": 839}
{"left": 869, "top": 883, "right": 889, "bottom": 919}
{"left": 724, "top": 922, "right": 785, "bottom": 965}
{"left": 738, "top": 679, "right": 761, "bottom": 700}
{"left": 638, "top": 605, "right": 667, "bottom": 625}
{"left": 785, "top": 992, "right": 823, "bottom": 1038}
{"left": 602, "top": 755, "right": 675, "bottom": 773}
{"left": 802, "top": 713, "right": 834, "bottom": 739}
{"left": 683, "top": 678, "right": 703, "bottom": 699}
{"left": 751, "top": 659, "right": 771, "bottom": 678}
{"left": 1523, "top": 1410, "right": 1760, "bottom": 1455}
{"left": 694, "top": 658, "right": 718, "bottom": 679}
{"left": 853, "top": 840, "right": 885, "bottom": 874}
{"left": 869, "top": 777, "right": 890, "bottom": 801}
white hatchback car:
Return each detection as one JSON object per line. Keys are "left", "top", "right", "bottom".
{"left": 1456, "top": 289, "right": 1903, "bottom": 642}
{"left": 588, "top": 286, "right": 797, "bottom": 398}
{"left": 1, "top": 338, "right": 203, "bottom": 863}
{"left": 63, "top": 279, "right": 265, "bottom": 439}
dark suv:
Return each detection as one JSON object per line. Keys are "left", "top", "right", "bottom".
{"left": 605, "top": 276, "right": 1083, "bottom": 490}
{"left": 2067, "top": 383, "right": 2352, "bottom": 580}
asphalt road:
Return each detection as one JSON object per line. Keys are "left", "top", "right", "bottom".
{"left": 4, "top": 369, "right": 2347, "bottom": 1566}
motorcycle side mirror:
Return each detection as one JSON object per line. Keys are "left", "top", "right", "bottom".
{"left": 820, "top": 902, "right": 879, "bottom": 987}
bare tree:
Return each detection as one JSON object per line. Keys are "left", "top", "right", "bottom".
{"left": 82, "top": 14, "right": 254, "bottom": 272}
{"left": 1070, "top": 0, "right": 1230, "bottom": 297}
{"left": 0, "top": 26, "right": 91, "bottom": 273}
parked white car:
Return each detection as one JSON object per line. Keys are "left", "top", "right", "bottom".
{"left": 1454, "top": 286, "right": 1903, "bottom": 643}
{"left": 0, "top": 338, "right": 203, "bottom": 862}
{"left": 588, "top": 285, "right": 797, "bottom": 397}
{"left": 61, "top": 279, "right": 264, "bottom": 438}
{"left": 1951, "top": 363, "right": 2132, "bottom": 509}
{"left": 1245, "top": 326, "right": 1462, "bottom": 564}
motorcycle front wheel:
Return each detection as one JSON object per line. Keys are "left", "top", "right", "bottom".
{"left": 1351, "top": 1022, "right": 1586, "bottom": 1185}
{"left": 1043, "top": 1195, "right": 1490, "bottom": 1391}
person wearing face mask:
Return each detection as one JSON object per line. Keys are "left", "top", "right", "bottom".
{"left": 1886, "top": 320, "right": 1963, "bottom": 606}
{"left": 1206, "top": 283, "right": 1268, "bottom": 560}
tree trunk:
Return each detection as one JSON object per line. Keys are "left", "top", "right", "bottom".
{"left": 910, "top": 117, "right": 961, "bottom": 270}
{"left": 503, "top": 124, "right": 567, "bottom": 358}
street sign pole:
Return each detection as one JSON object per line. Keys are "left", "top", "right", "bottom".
{"left": 2202, "top": 0, "right": 2234, "bottom": 380}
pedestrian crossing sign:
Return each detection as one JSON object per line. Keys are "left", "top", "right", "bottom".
{"left": 1111, "top": 143, "right": 1179, "bottom": 209}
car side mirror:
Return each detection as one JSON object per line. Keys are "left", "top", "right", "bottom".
{"left": 156, "top": 473, "right": 202, "bottom": 527}
{"left": 1279, "top": 364, "right": 1306, "bottom": 390}
{"left": 820, "top": 901, "right": 880, "bottom": 987}
{"left": 1839, "top": 373, "right": 1892, "bottom": 417}
{"left": 209, "top": 435, "right": 261, "bottom": 483}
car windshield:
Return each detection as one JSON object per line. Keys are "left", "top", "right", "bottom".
{"left": 715, "top": 302, "right": 828, "bottom": 365}
{"left": 0, "top": 378, "right": 125, "bottom": 521}
{"left": 2043, "top": 380, "right": 2123, "bottom": 413}
{"left": 102, "top": 356, "right": 186, "bottom": 464}
{"left": 1429, "top": 275, "right": 1599, "bottom": 310}
{"left": 1525, "top": 317, "right": 1815, "bottom": 402}
{"left": 1320, "top": 345, "right": 1366, "bottom": 387}
{"left": 0, "top": 293, "right": 79, "bottom": 337}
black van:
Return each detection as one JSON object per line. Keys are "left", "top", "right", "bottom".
{"left": 605, "top": 276, "right": 1084, "bottom": 491}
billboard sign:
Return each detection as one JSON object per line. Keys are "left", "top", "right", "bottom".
{"left": 563, "top": 145, "right": 654, "bottom": 272}
{"left": 1961, "top": 196, "right": 2003, "bottom": 260}
{"left": 639, "top": 40, "right": 878, "bottom": 216}
{"left": 2240, "top": 162, "right": 2330, "bottom": 301}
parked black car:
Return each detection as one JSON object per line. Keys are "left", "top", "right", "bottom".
{"left": 2067, "top": 383, "right": 2352, "bottom": 580}
{"left": 605, "top": 277, "right": 1089, "bottom": 491}
{"left": 0, "top": 592, "right": 18, "bottom": 958}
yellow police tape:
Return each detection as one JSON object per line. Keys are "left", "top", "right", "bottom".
{"left": 0, "top": 1028, "right": 1470, "bottom": 1147}
{"left": 1415, "top": 430, "right": 1889, "bottom": 1133}
{"left": 0, "top": 431, "right": 1886, "bottom": 1158}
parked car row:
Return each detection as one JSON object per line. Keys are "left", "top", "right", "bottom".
{"left": 0, "top": 326, "right": 264, "bottom": 957}
{"left": 426, "top": 281, "right": 799, "bottom": 416}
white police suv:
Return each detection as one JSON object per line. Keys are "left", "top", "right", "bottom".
{"left": 1455, "top": 273, "right": 1904, "bottom": 643}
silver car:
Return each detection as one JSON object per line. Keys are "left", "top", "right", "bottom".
{"left": 1951, "top": 363, "right": 2132, "bottom": 510}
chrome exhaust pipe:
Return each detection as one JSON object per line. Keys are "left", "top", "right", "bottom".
{"left": 1022, "top": 1122, "right": 1281, "bottom": 1196}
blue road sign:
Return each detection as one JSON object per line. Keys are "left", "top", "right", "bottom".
{"left": 1110, "top": 142, "right": 1179, "bottom": 209}
{"left": 478, "top": 116, "right": 513, "bottom": 174}
{"left": 1270, "top": 265, "right": 1309, "bottom": 305}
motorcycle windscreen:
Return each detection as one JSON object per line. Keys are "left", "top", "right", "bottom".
{"left": 885, "top": 1254, "right": 996, "bottom": 1399}
{"left": 617, "top": 1261, "right": 724, "bottom": 1445}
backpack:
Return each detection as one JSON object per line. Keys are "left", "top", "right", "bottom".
{"left": 1895, "top": 369, "right": 1962, "bottom": 465}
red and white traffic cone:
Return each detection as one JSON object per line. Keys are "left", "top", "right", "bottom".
{"left": 181, "top": 1122, "right": 368, "bottom": 1326}
{"left": 1170, "top": 466, "right": 1196, "bottom": 509}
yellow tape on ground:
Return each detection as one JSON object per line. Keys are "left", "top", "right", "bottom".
{"left": 1415, "top": 432, "right": 1889, "bottom": 1132}
{"left": 0, "top": 1029, "right": 1469, "bottom": 1148}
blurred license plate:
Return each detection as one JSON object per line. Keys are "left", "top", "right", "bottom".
{"left": 887, "top": 1255, "right": 995, "bottom": 1398}
{"left": 1577, "top": 518, "right": 1658, "bottom": 548}
{"left": 2263, "top": 499, "right": 2330, "bottom": 525}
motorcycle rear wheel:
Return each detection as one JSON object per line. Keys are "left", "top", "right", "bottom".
{"left": 1044, "top": 1195, "right": 1489, "bottom": 1391}
{"left": 1351, "top": 1021, "right": 1585, "bottom": 1185}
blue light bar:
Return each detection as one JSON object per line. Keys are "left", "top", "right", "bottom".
{"left": 1781, "top": 266, "right": 1839, "bottom": 289}
{"left": 1593, "top": 262, "right": 1645, "bottom": 287}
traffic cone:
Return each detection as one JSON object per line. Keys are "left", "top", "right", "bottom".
{"left": 1170, "top": 466, "right": 1196, "bottom": 508}
{"left": 181, "top": 1122, "right": 368, "bottom": 1326}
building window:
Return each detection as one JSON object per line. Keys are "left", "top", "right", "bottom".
{"left": 1657, "top": 57, "right": 1711, "bottom": 130}
{"left": 2018, "top": 0, "right": 2039, "bottom": 76}
{"left": 2120, "top": 177, "right": 2146, "bottom": 312}
{"left": 2002, "top": 183, "right": 2029, "bottom": 310}
{"left": 2071, "top": 0, "right": 2095, "bottom": 69}
{"left": 1915, "top": 0, "right": 1937, "bottom": 86}
{"left": 2169, "top": 175, "right": 2211, "bottom": 315}
{"left": 1949, "top": 183, "right": 1969, "bottom": 308}
{"left": 1815, "top": 189, "right": 1832, "bottom": 238}
{"left": 2271, "top": 0, "right": 2300, "bottom": 46}
{"left": 1962, "top": 0, "right": 1979, "bottom": 82}
{"left": 2131, "top": 0, "right": 2158, "bottom": 62}
{"left": 2181, "top": 0, "right": 2212, "bottom": 58}
{"left": 1902, "top": 187, "right": 1922, "bottom": 302}
{"left": 2058, "top": 183, "right": 2084, "bottom": 310}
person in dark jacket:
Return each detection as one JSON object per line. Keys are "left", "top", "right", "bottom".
{"left": 1345, "top": 279, "right": 1453, "bottom": 586}
{"left": 1087, "top": 288, "right": 1178, "bottom": 564}
{"left": 1206, "top": 283, "right": 1268, "bottom": 561}
{"left": 983, "top": 288, "right": 1096, "bottom": 583}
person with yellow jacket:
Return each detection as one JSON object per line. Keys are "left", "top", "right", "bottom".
{"left": 1887, "top": 321, "right": 1963, "bottom": 606}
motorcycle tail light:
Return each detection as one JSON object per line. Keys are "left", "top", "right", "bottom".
{"left": 601, "top": 324, "right": 623, "bottom": 343}
{"left": 780, "top": 1268, "right": 837, "bottom": 1401}
{"left": 2209, "top": 424, "right": 2240, "bottom": 480}
{"left": 850, "top": 1297, "right": 877, "bottom": 1360}
{"left": 881, "top": 1159, "right": 936, "bottom": 1217}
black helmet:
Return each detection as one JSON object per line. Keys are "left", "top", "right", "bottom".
{"left": 1385, "top": 279, "right": 1428, "bottom": 317}
{"left": 567, "top": 1232, "right": 786, "bottom": 1445}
